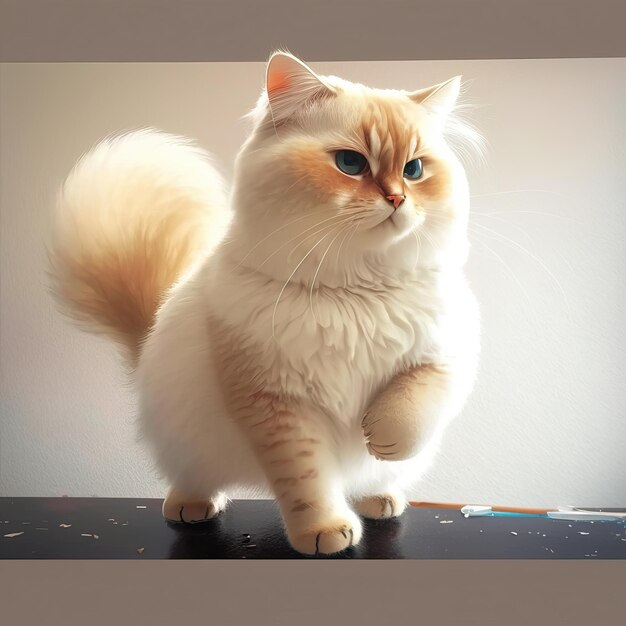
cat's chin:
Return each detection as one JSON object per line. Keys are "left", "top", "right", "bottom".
{"left": 374, "top": 209, "right": 424, "bottom": 242}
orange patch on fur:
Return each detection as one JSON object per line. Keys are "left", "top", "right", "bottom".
{"left": 290, "top": 146, "right": 357, "bottom": 198}
{"left": 50, "top": 212, "right": 208, "bottom": 368}
{"left": 291, "top": 501, "right": 314, "bottom": 513}
{"left": 259, "top": 439, "right": 291, "bottom": 451}
{"left": 415, "top": 162, "right": 453, "bottom": 201}
{"left": 274, "top": 477, "right": 298, "bottom": 487}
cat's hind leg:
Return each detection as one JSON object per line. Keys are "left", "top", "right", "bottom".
{"left": 352, "top": 488, "right": 407, "bottom": 520}
{"left": 162, "top": 487, "right": 229, "bottom": 524}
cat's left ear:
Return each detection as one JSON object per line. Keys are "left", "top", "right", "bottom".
{"left": 408, "top": 76, "right": 461, "bottom": 119}
{"left": 265, "top": 51, "right": 335, "bottom": 123}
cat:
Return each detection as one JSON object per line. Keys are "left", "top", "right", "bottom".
{"left": 49, "top": 51, "right": 482, "bottom": 556}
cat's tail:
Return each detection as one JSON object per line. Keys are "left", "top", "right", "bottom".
{"left": 48, "top": 128, "right": 231, "bottom": 368}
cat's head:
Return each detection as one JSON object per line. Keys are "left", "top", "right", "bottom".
{"left": 228, "top": 51, "right": 481, "bottom": 285}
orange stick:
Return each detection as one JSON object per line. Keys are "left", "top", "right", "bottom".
{"left": 410, "top": 501, "right": 551, "bottom": 515}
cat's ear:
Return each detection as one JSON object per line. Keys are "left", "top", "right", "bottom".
{"left": 265, "top": 51, "right": 335, "bottom": 123}
{"left": 408, "top": 76, "right": 461, "bottom": 119}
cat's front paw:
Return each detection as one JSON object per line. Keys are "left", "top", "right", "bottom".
{"left": 286, "top": 511, "right": 363, "bottom": 556}
{"left": 361, "top": 405, "right": 422, "bottom": 462}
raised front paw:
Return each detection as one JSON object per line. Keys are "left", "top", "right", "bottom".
{"left": 361, "top": 403, "right": 423, "bottom": 462}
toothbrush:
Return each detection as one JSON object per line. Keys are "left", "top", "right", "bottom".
{"left": 410, "top": 501, "right": 626, "bottom": 522}
{"left": 411, "top": 501, "right": 550, "bottom": 515}
{"left": 460, "top": 505, "right": 547, "bottom": 519}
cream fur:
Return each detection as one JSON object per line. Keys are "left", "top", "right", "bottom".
{"left": 50, "top": 52, "right": 481, "bottom": 555}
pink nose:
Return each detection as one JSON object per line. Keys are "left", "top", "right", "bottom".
{"left": 386, "top": 194, "right": 406, "bottom": 209}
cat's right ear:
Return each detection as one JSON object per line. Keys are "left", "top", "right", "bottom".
{"left": 264, "top": 51, "right": 335, "bottom": 124}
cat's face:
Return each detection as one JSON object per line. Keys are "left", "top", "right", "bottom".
{"left": 229, "top": 52, "right": 474, "bottom": 283}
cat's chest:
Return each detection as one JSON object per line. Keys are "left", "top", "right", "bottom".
{"left": 273, "top": 283, "right": 441, "bottom": 368}
{"left": 277, "top": 285, "right": 443, "bottom": 420}
{"left": 215, "top": 273, "right": 445, "bottom": 418}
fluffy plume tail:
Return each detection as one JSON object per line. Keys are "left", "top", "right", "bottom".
{"left": 48, "top": 129, "right": 231, "bottom": 368}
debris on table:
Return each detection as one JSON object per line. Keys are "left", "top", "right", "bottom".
{"left": 3, "top": 532, "right": 24, "bottom": 538}
{"left": 136, "top": 506, "right": 147, "bottom": 509}
{"left": 136, "top": 547, "right": 145, "bottom": 553}
{"left": 510, "top": 531, "right": 518, "bottom": 536}
{"left": 59, "top": 523, "right": 72, "bottom": 528}
{"left": 439, "top": 520, "right": 453, "bottom": 524}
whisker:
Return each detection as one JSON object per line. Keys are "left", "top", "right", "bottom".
{"left": 255, "top": 213, "right": 358, "bottom": 271}
{"left": 229, "top": 208, "right": 337, "bottom": 271}
{"left": 308, "top": 225, "right": 348, "bottom": 322}
{"left": 411, "top": 228, "right": 421, "bottom": 270}
{"left": 472, "top": 209, "right": 582, "bottom": 224}
{"left": 419, "top": 226, "right": 438, "bottom": 253}
{"left": 343, "top": 220, "right": 363, "bottom": 284}
{"left": 470, "top": 188, "right": 568, "bottom": 200}
{"left": 348, "top": 219, "right": 363, "bottom": 252}
{"left": 333, "top": 221, "right": 356, "bottom": 268}
{"left": 468, "top": 228, "right": 536, "bottom": 320}
{"left": 470, "top": 213, "right": 534, "bottom": 246}
{"left": 471, "top": 221, "right": 573, "bottom": 322}
{"left": 284, "top": 172, "right": 312, "bottom": 193}
{"left": 282, "top": 211, "right": 363, "bottom": 265}
{"left": 271, "top": 228, "right": 346, "bottom": 338}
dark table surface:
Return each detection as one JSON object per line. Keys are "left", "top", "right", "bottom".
{"left": 0, "top": 497, "right": 624, "bottom": 559}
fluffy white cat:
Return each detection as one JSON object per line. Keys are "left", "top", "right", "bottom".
{"left": 50, "top": 51, "right": 481, "bottom": 555}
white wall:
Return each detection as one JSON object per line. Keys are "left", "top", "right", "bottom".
{"left": 1, "top": 59, "right": 625, "bottom": 507}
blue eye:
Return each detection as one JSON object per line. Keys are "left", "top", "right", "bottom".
{"left": 403, "top": 158, "right": 423, "bottom": 180}
{"left": 335, "top": 150, "right": 368, "bottom": 176}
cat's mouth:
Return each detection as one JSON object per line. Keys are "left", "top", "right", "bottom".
{"left": 375, "top": 210, "right": 397, "bottom": 229}
{"left": 375, "top": 208, "right": 425, "bottom": 235}
{"left": 381, "top": 210, "right": 408, "bottom": 231}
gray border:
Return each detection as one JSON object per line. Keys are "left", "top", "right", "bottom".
{"left": 1, "top": 0, "right": 626, "bottom": 61}
{"left": 1, "top": 0, "right": 626, "bottom": 623}
{"left": 0, "top": 560, "right": 625, "bottom": 624}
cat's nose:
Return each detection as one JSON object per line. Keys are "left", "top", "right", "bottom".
{"left": 385, "top": 194, "right": 406, "bottom": 209}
